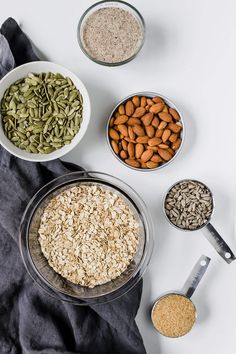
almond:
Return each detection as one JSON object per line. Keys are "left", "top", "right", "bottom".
{"left": 125, "top": 100, "right": 135, "bottom": 116}
{"left": 162, "top": 129, "right": 171, "bottom": 142}
{"left": 169, "top": 108, "right": 180, "bottom": 121}
{"left": 147, "top": 146, "right": 159, "bottom": 152}
{"left": 172, "top": 138, "right": 182, "bottom": 150}
{"left": 114, "top": 115, "right": 128, "bottom": 125}
{"left": 128, "top": 126, "right": 136, "bottom": 140}
{"left": 149, "top": 102, "right": 164, "bottom": 114}
{"left": 167, "top": 147, "right": 175, "bottom": 156}
{"left": 140, "top": 96, "right": 147, "bottom": 107}
{"left": 140, "top": 161, "right": 148, "bottom": 169}
{"left": 128, "top": 142, "right": 135, "bottom": 158}
{"left": 168, "top": 123, "right": 182, "bottom": 133}
{"left": 169, "top": 133, "right": 178, "bottom": 142}
{"left": 155, "top": 129, "right": 164, "bottom": 138}
{"left": 158, "top": 112, "right": 173, "bottom": 122}
{"left": 148, "top": 137, "right": 162, "bottom": 146}
{"left": 158, "top": 143, "right": 169, "bottom": 149}
{"left": 136, "top": 136, "right": 149, "bottom": 144}
{"left": 125, "top": 159, "right": 140, "bottom": 168}
{"left": 124, "top": 137, "right": 136, "bottom": 143}
{"left": 121, "top": 139, "right": 128, "bottom": 150}
{"left": 127, "top": 117, "right": 141, "bottom": 125}
{"left": 146, "top": 161, "right": 159, "bottom": 169}
{"left": 151, "top": 154, "right": 162, "bottom": 163}
{"left": 118, "top": 104, "right": 125, "bottom": 115}
{"left": 158, "top": 121, "right": 167, "bottom": 130}
{"left": 115, "top": 111, "right": 120, "bottom": 118}
{"left": 152, "top": 117, "right": 160, "bottom": 128}
{"left": 141, "top": 149, "right": 153, "bottom": 162}
{"left": 146, "top": 125, "right": 155, "bottom": 138}
{"left": 120, "top": 150, "right": 128, "bottom": 159}
{"left": 135, "top": 143, "right": 144, "bottom": 159}
{"left": 111, "top": 140, "right": 119, "bottom": 154}
{"left": 158, "top": 148, "right": 173, "bottom": 161}
{"left": 133, "top": 107, "right": 146, "bottom": 118}
{"left": 133, "top": 125, "right": 145, "bottom": 136}
{"left": 152, "top": 96, "right": 164, "bottom": 104}
{"left": 117, "top": 124, "right": 128, "bottom": 137}
{"left": 132, "top": 96, "right": 140, "bottom": 107}
{"left": 147, "top": 98, "right": 154, "bottom": 106}
{"left": 141, "top": 112, "right": 153, "bottom": 126}
{"left": 109, "top": 117, "right": 115, "bottom": 127}
{"left": 109, "top": 128, "right": 119, "bottom": 140}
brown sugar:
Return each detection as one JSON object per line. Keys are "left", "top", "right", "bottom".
{"left": 151, "top": 293, "right": 196, "bottom": 337}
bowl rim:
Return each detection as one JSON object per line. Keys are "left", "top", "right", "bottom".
{"left": 106, "top": 91, "right": 185, "bottom": 172}
{"left": 0, "top": 61, "right": 91, "bottom": 162}
{"left": 77, "top": 0, "right": 146, "bottom": 66}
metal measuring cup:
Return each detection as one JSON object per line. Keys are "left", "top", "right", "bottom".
{"left": 163, "top": 179, "right": 236, "bottom": 264}
{"left": 151, "top": 255, "right": 210, "bottom": 338}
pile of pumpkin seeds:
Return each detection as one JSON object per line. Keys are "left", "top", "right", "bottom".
{"left": 1, "top": 72, "right": 83, "bottom": 153}
{"left": 164, "top": 180, "right": 213, "bottom": 230}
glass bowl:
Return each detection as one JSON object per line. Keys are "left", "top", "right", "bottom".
{"left": 106, "top": 92, "right": 185, "bottom": 172}
{"left": 77, "top": 0, "right": 145, "bottom": 66}
{"left": 19, "top": 171, "right": 153, "bottom": 305}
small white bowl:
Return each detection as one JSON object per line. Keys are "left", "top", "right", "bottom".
{"left": 0, "top": 61, "right": 91, "bottom": 162}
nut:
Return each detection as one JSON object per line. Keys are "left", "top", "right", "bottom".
{"left": 132, "top": 96, "right": 140, "bottom": 107}
{"left": 146, "top": 125, "right": 155, "bottom": 138}
{"left": 109, "top": 128, "right": 120, "bottom": 140}
{"left": 125, "top": 100, "right": 135, "bottom": 116}
{"left": 141, "top": 113, "right": 153, "bottom": 126}
{"left": 133, "top": 125, "right": 145, "bottom": 136}
{"left": 135, "top": 143, "right": 144, "bottom": 159}
{"left": 149, "top": 102, "right": 164, "bottom": 114}
{"left": 114, "top": 115, "right": 128, "bottom": 125}
{"left": 133, "top": 107, "right": 146, "bottom": 118}
{"left": 159, "top": 112, "right": 173, "bottom": 122}
{"left": 141, "top": 149, "right": 153, "bottom": 162}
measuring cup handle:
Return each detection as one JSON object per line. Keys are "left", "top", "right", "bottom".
{"left": 203, "top": 223, "right": 236, "bottom": 264}
{"left": 182, "top": 255, "right": 211, "bottom": 298}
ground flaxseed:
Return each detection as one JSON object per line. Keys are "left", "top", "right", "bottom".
{"left": 81, "top": 7, "right": 143, "bottom": 63}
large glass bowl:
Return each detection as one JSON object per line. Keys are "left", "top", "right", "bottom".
{"left": 19, "top": 171, "right": 153, "bottom": 305}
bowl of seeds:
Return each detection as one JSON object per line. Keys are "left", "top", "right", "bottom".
{"left": 0, "top": 61, "right": 91, "bottom": 161}
{"left": 78, "top": 0, "right": 145, "bottom": 66}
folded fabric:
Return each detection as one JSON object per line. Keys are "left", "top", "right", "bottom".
{"left": 0, "top": 18, "right": 146, "bottom": 354}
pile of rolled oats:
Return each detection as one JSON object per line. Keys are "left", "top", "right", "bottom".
{"left": 38, "top": 184, "right": 140, "bottom": 288}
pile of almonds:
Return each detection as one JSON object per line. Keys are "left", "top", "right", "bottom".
{"left": 108, "top": 95, "right": 183, "bottom": 169}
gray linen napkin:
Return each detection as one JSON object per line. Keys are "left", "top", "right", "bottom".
{"left": 0, "top": 18, "right": 146, "bottom": 354}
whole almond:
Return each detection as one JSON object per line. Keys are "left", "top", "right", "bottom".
{"left": 158, "top": 112, "right": 173, "bottom": 122}
{"left": 132, "top": 96, "right": 140, "bottom": 107}
{"left": 172, "top": 138, "right": 182, "bottom": 150}
{"left": 155, "top": 129, "right": 164, "bottom": 138}
{"left": 168, "top": 123, "right": 182, "bottom": 133}
{"left": 118, "top": 104, "right": 125, "bottom": 115}
{"left": 117, "top": 124, "right": 128, "bottom": 137}
{"left": 133, "top": 125, "right": 145, "bottom": 136}
{"left": 127, "top": 117, "right": 141, "bottom": 125}
{"left": 146, "top": 161, "right": 159, "bottom": 169}
{"left": 152, "top": 116, "right": 160, "bottom": 128}
{"left": 158, "top": 143, "right": 169, "bottom": 149}
{"left": 120, "top": 150, "right": 128, "bottom": 159}
{"left": 149, "top": 102, "right": 164, "bottom": 114}
{"left": 124, "top": 137, "right": 136, "bottom": 143}
{"left": 141, "top": 149, "right": 154, "bottom": 162}
{"left": 148, "top": 137, "right": 162, "bottom": 147}
{"left": 109, "top": 128, "right": 119, "bottom": 140}
{"left": 158, "top": 148, "right": 172, "bottom": 161}
{"left": 135, "top": 143, "right": 144, "bottom": 159}
{"left": 111, "top": 140, "right": 119, "bottom": 154}
{"left": 152, "top": 96, "right": 164, "bottom": 104}
{"left": 133, "top": 107, "right": 146, "bottom": 118}
{"left": 147, "top": 98, "right": 154, "bottom": 106}
{"left": 114, "top": 115, "right": 128, "bottom": 125}
{"left": 145, "top": 125, "right": 155, "bottom": 138}
{"left": 158, "top": 121, "right": 167, "bottom": 130}
{"left": 109, "top": 117, "right": 115, "bottom": 127}
{"left": 169, "top": 108, "right": 180, "bottom": 121}
{"left": 140, "top": 96, "right": 147, "bottom": 107}
{"left": 169, "top": 133, "right": 178, "bottom": 142}
{"left": 121, "top": 139, "right": 128, "bottom": 150}
{"left": 151, "top": 154, "right": 162, "bottom": 163}
{"left": 162, "top": 129, "right": 171, "bottom": 142}
{"left": 125, "top": 159, "right": 140, "bottom": 168}
{"left": 141, "top": 112, "right": 154, "bottom": 126}
{"left": 128, "top": 126, "right": 136, "bottom": 140}
{"left": 125, "top": 100, "right": 134, "bottom": 116}
{"left": 128, "top": 142, "right": 135, "bottom": 158}
{"left": 136, "top": 136, "right": 149, "bottom": 144}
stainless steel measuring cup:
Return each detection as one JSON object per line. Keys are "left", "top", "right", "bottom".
{"left": 163, "top": 179, "right": 236, "bottom": 264}
{"left": 151, "top": 255, "right": 211, "bottom": 337}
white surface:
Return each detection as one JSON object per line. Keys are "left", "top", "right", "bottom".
{"left": 1, "top": 1, "right": 236, "bottom": 353}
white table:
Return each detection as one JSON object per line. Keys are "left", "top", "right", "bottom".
{"left": 1, "top": 1, "right": 236, "bottom": 353}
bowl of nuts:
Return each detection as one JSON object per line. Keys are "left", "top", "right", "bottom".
{"left": 0, "top": 61, "right": 91, "bottom": 161}
{"left": 19, "top": 171, "right": 154, "bottom": 304}
{"left": 107, "top": 92, "right": 184, "bottom": 171}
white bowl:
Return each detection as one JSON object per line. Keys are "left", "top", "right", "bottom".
{"left": 0, "top": 61, "right": 91, "bottom": 162}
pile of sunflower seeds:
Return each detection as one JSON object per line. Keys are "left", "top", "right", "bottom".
{"left": 1, "top": 72, "right": 83, "bottom": 153}
{"left": 164, "top": 180, "right": 213, "bottom": 230}
{"left": 38, "top": 184, "right": 140, "bottom": 288}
